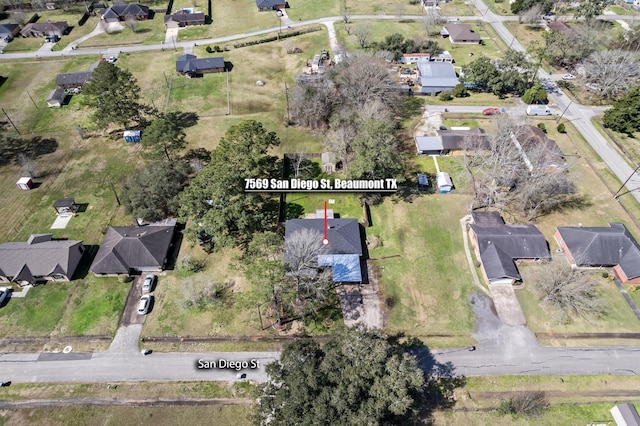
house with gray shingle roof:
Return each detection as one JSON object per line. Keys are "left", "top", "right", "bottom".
{"left": 470, "top": 212, "right": 551, "bottom": 284}
{"left": 256, "top": 0, "right": 286, "bottom": 11}
{"left": 90, "top": 224, "right": 175, "bottom": 275}
{"left": 164, "top": 10, "right": 206, "bottom": 28}
{"left": 0, "top": 234, "right": 84, "bottom": 285}
{"left": 100, "top": 4, "right": 150, "bottom": 23}
{"left": 285, "top": 218, "right": 363, "bottom": 283}
{"left": 55, "top": 71, "right": 93, "bottom": 89}
{"left": 555, "top": 223, "right": 640, "bottom": 284}
{"left": 20, "top": 21, "right": 68, "bottom": 38}
{"left": 441, "top": 23, "right": 481, "bottom": 44}
{"left": 176, "top": 54, "right": 225, "bottom": 75}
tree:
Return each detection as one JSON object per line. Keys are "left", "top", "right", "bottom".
{"left": 583, "top": 50, "right": 640, "bottom": 101}
{"left": 255, "top": 327, "right": 428, "bottom": 425}
{"left": 423, "top": 8, "right": 444, "bottom": 36}
{"left": 352, "top": 23, "right": 372, "bottom": 49}
{"left": 498, "top": 391, "right": 549, "bottom": 418}
{"left": 522, "top": 83, "right": 547, "bottom": 104}
{"left": 451, "top": 83, "right": 468, "bottom": 98}
{"left": 179, "top": 120, "right": 281, "bottom": 249}
{"left": 574, "top": 0, "right": 613, "bottom": 23}
{"left": 121, "top": 162, "right": 190, "bottom": 222}
{"left": 511, "top": 0, "right": 552, "bottom": 14}
{"left": 82, "top": 62, "right": 145, "bottom": 129}
{"left": 124, "top": 18, "right": 139, "bottom": 32}
{"left": 290, "top": 80, "right": 337, "bottom": 129}
{"left": 602, "top": 86, "right": 640, "bottom": 135}
{"left": 333, "top": 56, "right": 400, "bottom": 110}
{"left": 347, "top": 117, "right": 403, "bottom": 180}
{"left": 141, "top": 117, "right": 187, "bottom": 162}
{"left": 520, "top": 3, "right": 544, "bottom": 26}
{"left": 460, "top": 56, "right": 500, "bottom": 91}
{"left": 532, "top": 259, "right": 607, "bottom": 324}
{"left": 341, "top": 0, "right": 350, "bottom": 24}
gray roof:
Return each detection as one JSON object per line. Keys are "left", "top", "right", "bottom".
{"left": 0, "top": 23, "right": 19, "bottom": 35}
{"left": 56, "top": 71, "right": 93, "bottom": 87}
{"left": 90, "top": 225, "right": 175, "bottom": 274}
{"left": 53, "top": 198, "right": 75, "bottom": 208}
{"left": 471, "top": 215, "right": 550, "bottom": 281}
{"left": 285, "top": 219, "right": 362, "bottom": 256}
{"left": 21, "top": 21, "right": 68, "bottom": 34}
{"left": 415, "top": 136, "right": 443, "bottom": 152}
{"left": 175, "top": 54, "right": 225, "bottom": 73}
{"left": 0, "top": 234, "right": 83, "bottom": 282}
{"left": 471, "top": 211, "right": 504, "bottom": 227}
{"left": 46, "top": 88, "right": 65, "bottom": 103}
{"left": 164, "top": 11, "right": 206, "bottom": 23}
{"left": 517, "top": 125, "right": 565, "bottom": 168}
{"left": 101, "top": 3, "right": 149, "bottom": 19}
{"left": 285, "top": 218, "right": 363, "bottom": 283}
{"left": 417, "top": 60, "right": 459, "bottom": 88}
{"left": 443, "top": 23, "right": 481, "bottom": 42}
{"left": 256, "top": 0, "right": 284, "bottom": 7}
{"left": 611, "top": 403, "right": 640, "bottom": 426}
{"left": 557, "top": 223, "right": 640, "bottom": 280}
{"left": 437, "top": 128, "right": 490, "bottom": 150}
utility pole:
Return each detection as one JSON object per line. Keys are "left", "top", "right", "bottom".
{"left": 556, "top": 99, "right": 573, "bottom": 123}
{"left": 172, "top": 36, "right": 177, "bottom": 52}
{"left": 26, "top": 90, "right": 39, "bottom": 110}
{"left": 284, "top": 82, "right": 290, "bottom": 124}
{"left": 108, "top": 178, "right": 121, "bottom": 206}
{"left": 2, "top": 108, "right": 20, "bottom": 135}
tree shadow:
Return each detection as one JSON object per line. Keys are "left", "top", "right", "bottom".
{"left": 165, "top": 110, "right": 199, "bottom": 129}
{"left": 390, "top": 334, "right": 468, "bottom": 420}
{"left": 285, "top": 202, "right": 305, "bottom": 219}
{"left": 0, "top": 136, "right": 58, "bottom": 167}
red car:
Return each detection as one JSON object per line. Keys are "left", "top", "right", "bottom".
{"left": 482, "top": 107, "right": 501, "bottom": 115}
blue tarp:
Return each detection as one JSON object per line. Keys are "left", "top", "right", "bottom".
{"left": 318, "top": 254, "right": 362, "bottom": 282}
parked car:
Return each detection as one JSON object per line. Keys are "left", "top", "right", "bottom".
{"left": 137, "top": 295, "right": 152, "bottom": 315}
{"left": 0, "top": 287, "right": 9, "bottom": 306}
{"left": 561, "top": 74, "right": 576, "bottom": 80}
{"left": 482, "top": 107, "right": 501, "bottom": 115}
{"left": 107, "top": 56, "right": 117, "bottom": 63}
{"left": 276, "top": 9, "right": 283, "bottom": 16}
{"left": 526, "top": 105, "right": 552, "bottom": 116}
{"left": 142, "top": 274, "right": 156, "bottom": 293}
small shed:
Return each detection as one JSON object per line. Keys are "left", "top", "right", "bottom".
{"left": 16, "top": 177, "right": 34, "bottom": 190}
{"left": 322, "top": 152, "right": 337, "bottom": 173}
{"left": 436, "top": 172, "right": 453, "bottom": 193}
{"left": 417, "top": 173, "right": 429, "bottom": 189}
{"left": 611, "top": 403, "right": 640, "bottom": 426}
{"left": 124, "top": 130, "right": 141, "bottom": 143}
{"left": 46, "top": 88, "right": 65, "bottom": 108}
{"left": 53, "top": 198, "right": 78, "bottom": 215}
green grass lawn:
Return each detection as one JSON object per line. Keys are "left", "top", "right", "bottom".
{"left": 0, "top": 405, "right": 251, "bottom": 426}
{"left": 79, "top": 16, "right": 166, "bottom": 47}
{"left": 0, "top": 276, "right": 128, "bottom": 337}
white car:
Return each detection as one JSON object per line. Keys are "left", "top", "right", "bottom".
{"left": 137, "top": 295, "right": 152, "bottom": 315}
{"left": 561, "top": 74, "right": 575, "bottom": 80}
{"left": 107, "top": 56, "right": 117, "bottom": 63}
{"left": 142, "top": 274, "right": 156, "bottom": 293}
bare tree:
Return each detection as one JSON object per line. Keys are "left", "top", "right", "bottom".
{"left": 124, "top": 18, "right": 139, "bottom": 32}
{"left": 520, "top": 3, "right": 543, "bottom": 26}
{"left": 333, "top": 55, "right": 399, "bottom": 109}
{"left": 499, "top": 391, "right": 549, "bottom": 418}
{"left": 326, "top": 120, "right": 357, "bottom": 169}
{"left": 532, "top": 258, "right": 607, "bottom": 324}
{"left": 341, "top": 0, "right": 350, "bottom": 25}
{"left": 583, "top": 50, "right": 640, "bottom": 100}
{"left": 352, "top": 23, "right": 372, "bottom": 49}
{"left": 423, "top": 8, "right": 444, "bottom": 36}
{"left": 290, "top": 80, "right": 337, "bottom": 129}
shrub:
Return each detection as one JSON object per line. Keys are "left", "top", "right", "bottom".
{"left": 214, "top": 45, "right": 222, "bottom": 52}
{"left": 119, "top": 275, "right": 134, "bottom": 283}
{"left": 498, "top": 391, "right": 549, "bottom": 418}
{"left": 556, "top": 123, "right": 566, "bottom": 133}
{"left": 205, "top": 45, "right": 213, "bottom": 53}
{"left": 439, "top": 90, "right": 453, "bottom": 101}
{"left": 177, "top": 255, "right": 207, "bottom": 276}
{"left": 451, "top": 83, "right": 468, "bottom": 98}
{"left": 537, "top": 122, "right": 547, "bottom": 133}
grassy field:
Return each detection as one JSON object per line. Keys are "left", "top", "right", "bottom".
{"left": 0, "top": 405, "right": 252, "bottom": 426}
{"left": 432, "top": 376, "right": 640, "bottom": 425}
{"left": 79, "top": 16, "right": 166, "bottom": 47}
{"left": 592, "top": 117, "right": 640, "bottom": 170}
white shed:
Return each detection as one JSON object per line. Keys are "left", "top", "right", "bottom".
{"left": 436, "top": 172, "right": 453, "bottom": 193}
{"left": 611, "top": 404, "right": 640, "bottom": 426}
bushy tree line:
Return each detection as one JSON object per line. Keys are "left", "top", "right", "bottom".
{"left": 460, "top": 50, "right": 537, "bottom": 97}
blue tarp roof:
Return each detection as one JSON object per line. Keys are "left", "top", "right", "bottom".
{"left": 318, "top": 254, "right": 362, "bottom": 282}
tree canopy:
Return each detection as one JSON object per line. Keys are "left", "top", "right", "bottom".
{"left": 255, "top": 327, "right": 428, "bottom": 425}
{"left": 121, "top": 161, "right": 191, "bottom": 222}
{"left": 461, "top": 51, "right": 534, "bottom": 97}
{"left": 602, "top": 86, "right": 640, "bottom": 136}
{"left": 141, "top": 117, "right": 187, "bottom": 162}
{"left": 179, "top": 120, "right": 280, "bottom": 249}
{"left": 82, "top": 62, "right": 146, "bottom": 129}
